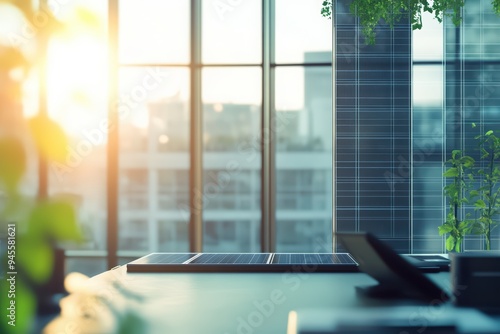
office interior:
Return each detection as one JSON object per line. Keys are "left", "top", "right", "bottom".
{"left": 1, "top": 0, "right": 500, "bottom": 333}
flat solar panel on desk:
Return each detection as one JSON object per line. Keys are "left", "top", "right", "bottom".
{"left": 272, "top": 253, "right": 356, "bottom": 265}
{"left": 189, "top": 253, "right": 270, "bottom": 264}
{"left": 126, "top": 252, "right": 359, "bottom": 272}
{"left": 130, "top": 253, "right": 197, "bottom": 264}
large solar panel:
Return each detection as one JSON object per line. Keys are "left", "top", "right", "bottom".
{"left": 126, "top": 252, "right": 358, "bottom": 273}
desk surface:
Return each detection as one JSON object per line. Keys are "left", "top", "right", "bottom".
{"left": 45, "top": 267, "right": 454, "bottom": 334}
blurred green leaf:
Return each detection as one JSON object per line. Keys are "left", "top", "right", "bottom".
{"left": 474, "top": 199, "right": 487, "bottom": 209}
{"left": 0, "top": 279, "right": 36, "bottom": 334}
{"left": 0, "top": 136, "right": 26, "bottom": 193}
{"left": 17, "top": 237, "right": 54, "bottom": 283}
{"left": 28, "top": 200, "right": 81, "bottom": 241}
{"left": 28, "top": 115, "right": 68, "bottom": 162}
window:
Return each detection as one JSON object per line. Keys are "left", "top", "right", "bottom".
{"left": 111, "top": 0, "right": 334, "bottom": 264}
{"left": 23, "top": 0, "right": 500, "bottom": 274}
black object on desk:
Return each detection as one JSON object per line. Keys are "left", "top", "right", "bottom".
{"left": 337, "top": 232, "right": 450, "bottom": 302}
{"left": 451, "top": 251, "right": 500, "bottom": 312}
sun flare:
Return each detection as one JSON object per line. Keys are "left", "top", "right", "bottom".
{"left": 46, "top": 33, "right": 108, "bottom": 134}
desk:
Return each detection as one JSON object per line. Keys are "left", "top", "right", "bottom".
{"left": 45, "top": 267, "right": 455, "bottom": 334}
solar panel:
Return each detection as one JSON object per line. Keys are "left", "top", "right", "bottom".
{"left": 130, "top": 253, "right": 197, "bottom": 265}
{"left": 272, "top": 253, "right": 356, "bottom": 265}
{"left": 189, "top": 253, "right": 270, "bottom": 264}
{"left": 126, "top": 252, "right": 358, "bottom": 273}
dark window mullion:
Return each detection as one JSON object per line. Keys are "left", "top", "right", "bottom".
{"left": 189, "top": 0, "right": 203, "bottom": 252}
{"left": 262, "top": 0, "right": 277, "bottom": 252}
{"left": 107, "top": 0, "right": 119, "bottom": 269}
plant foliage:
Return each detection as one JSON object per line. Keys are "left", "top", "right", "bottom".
{"left": 322, "top": 0, "right": 500, "bottom": 44}
{"left": 439, "top": 150, "right": 475, "bottom": 252}
{"left": 471, "top": 128, "right": 500, "bottom": 250}
{"left": 0, "top": 2, "right": 81, "bottom": 333}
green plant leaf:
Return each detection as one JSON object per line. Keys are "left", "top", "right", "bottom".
{"left": 0, "top": 279, "right": 36, "bottom": 334}
{"left": 443, "top": 168, "right": 459, "bottom": 177}
{"left": 17, "top": 236, "right": 54, "bottom": 283}
{"left": 446, "top": 235, "right": 455, "bottom": 251}
{"left": 474, "top": 199, "right": 487, "bottom": 209}
{"left": 458, "top": 221, "right": 470, "bottom": 230}
{"left": 438, "top": 224, "right": 453, "bottom": 235}
{"left": 27, "top": 200, "right": 82, "bottom": 242}
{"left": 28, "top": 115, "right": 68, "bottom": 162}
{"left": 0, "top": 136, "right": 26, "bottom": 193}
{"left": 451, "top": 150, "right": 462, "bottom": 159}
{"left": 462, "top": 156, "right": 475, "bottom": 167}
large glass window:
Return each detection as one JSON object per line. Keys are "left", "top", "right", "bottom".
{"left": 46, "top": 0, "right": 500, "bottom": 273}
{"left": 112, "top": 0, "right": 333, "bottom": 258}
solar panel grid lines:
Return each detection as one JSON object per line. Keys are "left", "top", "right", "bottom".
{"left": 132, "top": 253, "right": 198, "bottom": 264}
{"left": 190, "top": 253, "right": 271, "bottom": 264}
{"left": 126, "top": 252, "right": 360, "bottom": 273}
{"left": 271, "top": 253, "right": 356, "bottom": 265}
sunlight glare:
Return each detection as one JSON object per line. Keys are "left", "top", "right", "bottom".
{"left": 47, "top": 35, "right": 107, "bottom": 134}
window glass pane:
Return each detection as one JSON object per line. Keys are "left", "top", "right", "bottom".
{"left": 119, "top": 67, "right": 190, "bottom": 152}
{"left": 119, "top": 0, "right": 190, "bottom": 64}
{"left": 275, "top": 66, "right": 332, "bottom": 252}
{"left": 413, "top": 66, "right": 443, "bottom": 107}
{"left": 275, "top": 0, "right": 332, "bottom": 64}
{"left": 412, "top": 11, "right": 443, "bottom": 61}
{"left": 202, "top": 0, "right": 261, "bottom": 64}
{"left": 158, "top": 170, "right": 189, "bottom": 252}
{"left": 412, "top": 65, "right": 444, "bottom": 253}
{"left": 202, "top": 67, "right": 261, "bottom": 251}
{"left": 47, "top": 0, "right": 108, "bottom": 254}
{"left": 119, "top": 67, "right": 190, "bottom": 253}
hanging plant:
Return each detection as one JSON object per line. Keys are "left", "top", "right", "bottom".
{"left": 321, "top": 0, "right": 500, "bottom": 44}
